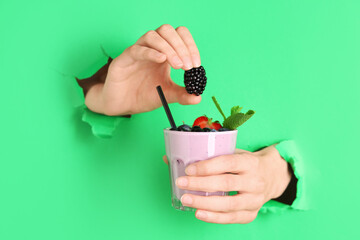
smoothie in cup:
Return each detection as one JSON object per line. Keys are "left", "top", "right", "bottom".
{"left": 164, "top": 129, "right": 238, "bottom": 211}
{"left": 156, "top": 85, "right": 254, "bottom": 212}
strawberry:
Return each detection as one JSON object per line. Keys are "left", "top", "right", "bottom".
{"left": 193, "top": 116, "right": 209, "bottom": 128}
{"left": 210, "top": 121, "right": 222, "bottom": 130}
{"left": 193, "top": 116, "right": 222, "bottom": 130}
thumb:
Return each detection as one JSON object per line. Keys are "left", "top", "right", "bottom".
{"left": 167, "top": 84, "right": 202, "bottom": 105}
{"left": 235, "top": 149, "right": 251, "bottom": 154}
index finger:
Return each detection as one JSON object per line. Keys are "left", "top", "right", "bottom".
{"left": 185, "top": 153, "right": 258, "bottom": 176}
{"left": 175, "top": 26, "right": 201, "bottom": 67}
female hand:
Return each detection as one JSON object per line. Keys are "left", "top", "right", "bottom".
{"left": 85, "top": 24, "right": 202, "bottom": 115}
{"left": 164, "top": 145, "right": 292, "bottom": 224}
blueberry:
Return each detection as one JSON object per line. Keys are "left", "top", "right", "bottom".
{"left": 191, "top": 126, "right": 203, "bottom": 132}
{"left": 210, "top": 129, "right": 217, "bottom": 132}
{"left": 218, "top": 128, "right": 230, "bottom": 131}
{"left": 170, "top": 127, "right": 177, "bottom": 131}
{"left": 203, "top": 127, "right": 211, "bottom": 132}
{"left": 177, "top": 124, "right": 191, "bottom": 132}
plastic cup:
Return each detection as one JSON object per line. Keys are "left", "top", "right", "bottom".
{"left": 164, "top": 129, "right": 238, "bottom": 211}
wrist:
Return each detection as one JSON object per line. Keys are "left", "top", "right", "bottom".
{"left": 76, "top": 57, "right": 113, "bottom": 97}
{"left": 256, "top": 145, "right": 292, "bottom": 200}
{"left": 85, "top": 83, "right": 132, "bottom": 116}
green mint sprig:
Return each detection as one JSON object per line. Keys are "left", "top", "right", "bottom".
{"left": 212, "top": 96, "right": 255, "bottom": 130}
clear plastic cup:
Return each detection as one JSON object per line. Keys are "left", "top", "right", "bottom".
{"left": 164, "top": 129, "right": 238, "bottom": 211}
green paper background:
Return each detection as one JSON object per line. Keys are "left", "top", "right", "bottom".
{"left": 1, "top": 0, "right": 360, "bottom": 239}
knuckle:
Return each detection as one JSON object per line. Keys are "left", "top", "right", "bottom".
{"left": 225, "top": 197, "right": 236, "bottom": 211}
{"left": 249, "top": 212, "right": 258, "bottom": 223}
{"left": 257, "top": 177, "right": 266, "bottom": 192}
{"left": 180, "top": 52, "right": 191, "bottom": 60}
{"left": 251, "top": 156, "right": 260, "bottom": 168}
{"left": 190, "top": 177, "right": 199, "bottom": 189}
{"left": 179, "top": 48, "right": 190, "bottom": 56}
{"left": 128, "top": 45, "right": 138, "bottom": 55}
{"left": 226, "top": 155, "right": 240, "bottom": 171}
{"left": 223, "top": 175, "right": 234, "bottom": 191}
{"left": 231, "top": 196, "right": 243, "bottom": 211}
{"left": 172, "top": 42, "right": 185, "bottom": 52}
{"left": 211, "top": 212, "right": 220, "bottom": 222}
{"left": 228, "top": 212, "right": 239, "bottom": 224}
{"left": 249, "top": 176, "right": 260, "bottom": 191}
{"left": 144, "top": 49, "right": 153, "bottom": 58}
{"left": 190, "top": 50, "right": 199, "bottom": 56}
{"left": 158, "top": 24, "right": 173, "bottom": 32}
{"left": 192, "top": 195, "right": 201, "bottom": 206}
{"left": 169, "top": 53, "right": 179, "bottom": 60}
{"left": 243, "top": 153, "right": 259, "bottom": 170}
{"left": 240, "top": 212, "right": 258, "bottom": 224}
{"left": 198, "top": 163, "right": 209, "bottom": 175}
{"left": 176, "top": 26, "right": 188, "bottom": 33}
{"left": 144, "top": 30, "right": 157, "bottom": 41}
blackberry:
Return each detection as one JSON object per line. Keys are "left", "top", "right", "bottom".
{"left": 184, "top": 66, "right": 207, "bottom": 96}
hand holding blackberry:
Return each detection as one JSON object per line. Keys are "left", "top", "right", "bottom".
{"left": 79, "top": 24, "right": 202, "bottom": 116}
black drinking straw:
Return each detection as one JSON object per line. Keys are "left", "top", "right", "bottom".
{"left": 156, "top": 85, "right": 177, "bottom": 129}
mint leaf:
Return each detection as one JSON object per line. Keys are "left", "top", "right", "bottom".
{"left": 223, "top": 110, "right": 255, "bottom": 130}
{"left": 212, "top": 96, "right": 255, "bottom": 130}
{"left": 231, "top": 106, "right": 243, "bottom": 116}
{"left": 212, "top": 96, "right": 227, "bottom": 120}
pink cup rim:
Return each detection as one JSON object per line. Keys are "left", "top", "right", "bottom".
{"left": 164, "top": 128, "right": 238, "bottom": 135}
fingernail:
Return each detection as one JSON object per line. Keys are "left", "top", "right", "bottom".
{"left": 185, "top": 165, "right": 196, "bottom": 175}
{"left": 181, "top": 195, "right": 193, "bottom": 205}
{"left": 176, "top": 177, "right": 188, "bottom": 187}
{"left": 196, "top": 210, "right": 207, "bottom": 219}
{"left": 184, "top": 58, "right": 193, "bottom": 70}
{"left": 184, "top": 63, "right": 192, "bottom": 70}
{"left": 192, "top": 55, "right": 201, "bottom": 67}
{"left": 172, "top": 56, "right": 183, "bottom": 66}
